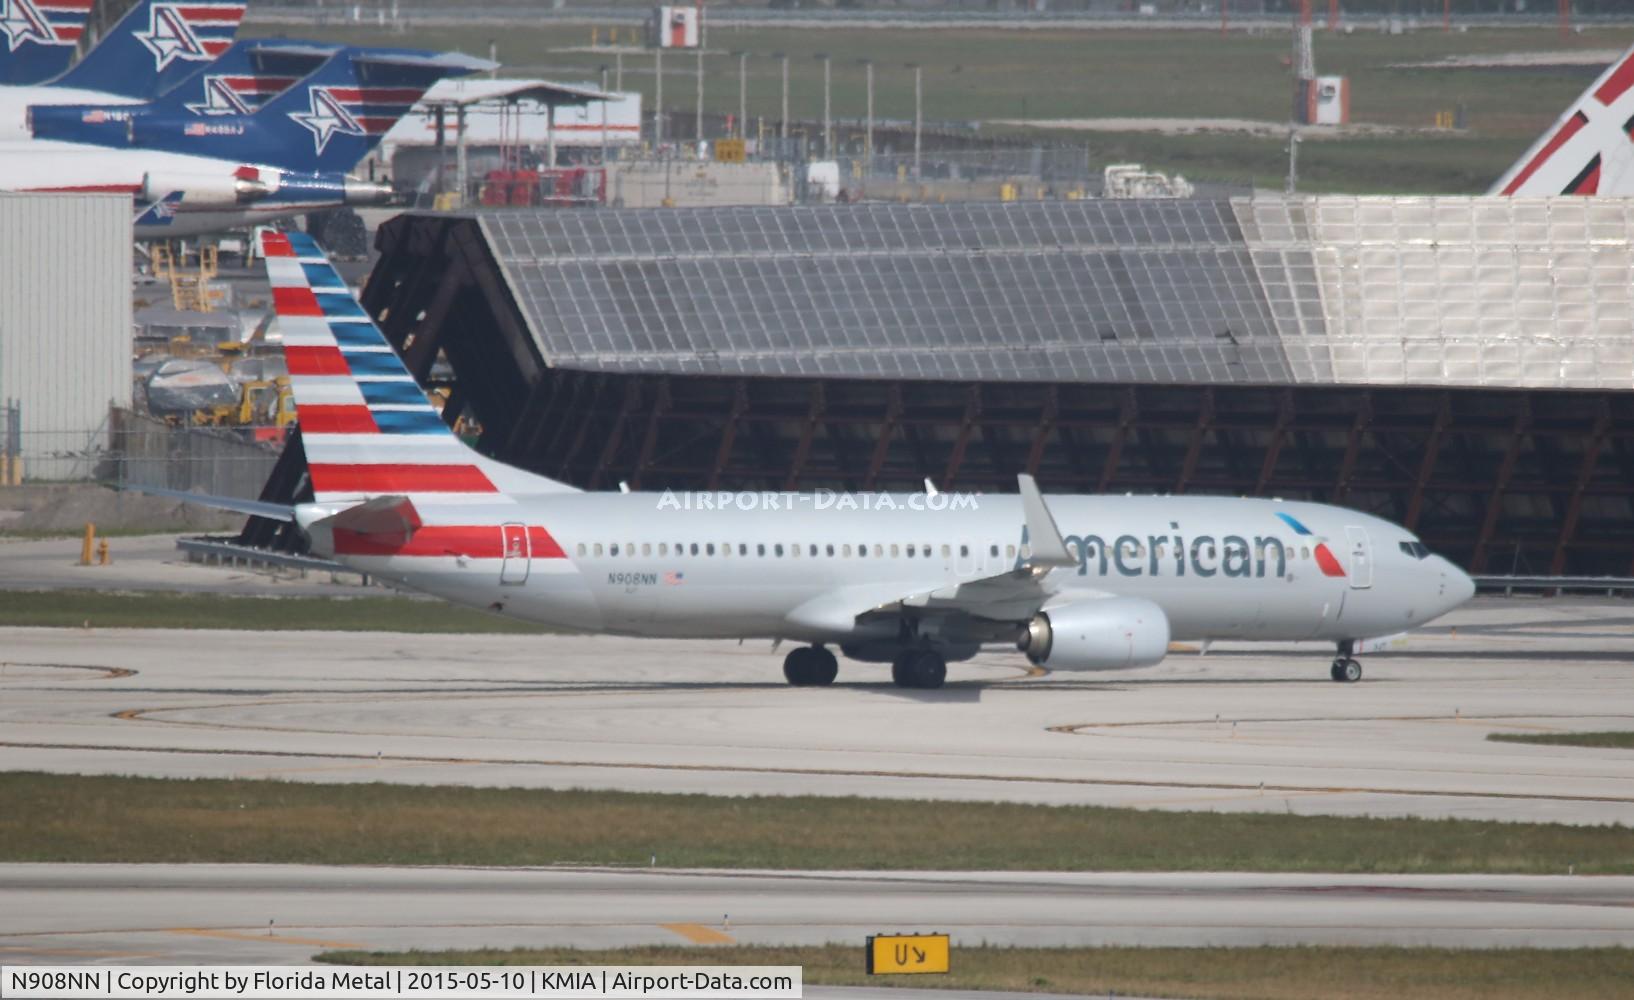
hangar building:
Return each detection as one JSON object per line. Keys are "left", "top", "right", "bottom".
{"left": 243, "top": 196, "right": 1634, "bottom": 578}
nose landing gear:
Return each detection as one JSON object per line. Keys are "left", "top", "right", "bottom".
{"left": 1330, "top": 640, "right": 1362, "bottom": 682}
{"left": 783, "top": 645, "right": 839, "bottom": 686}
{"left": 1330, "top": 657, "right": 1362, "bottom": 682}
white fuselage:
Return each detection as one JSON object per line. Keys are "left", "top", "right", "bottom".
{"left": 318, "top": 492, "right": 1473, "bottom": 650}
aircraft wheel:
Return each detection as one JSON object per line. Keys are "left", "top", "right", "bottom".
{"left": 1329, "top": 659, "right": 1345, "bottom": 682}
{"left": 890, "top": 652, "right": 914, "bottom": 688}
{"left": 783, "top": 647, "right": 817, "bottom": 686}
{"left": 811, "top": 646, "right": 839, "bottom": 686}
{"left": 1341, "top": 658, "right": 1363, "bottom": 683}
{"left": 911, "top": 649, "right": 947, "bottom": 690}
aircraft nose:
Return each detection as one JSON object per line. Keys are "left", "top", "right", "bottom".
{"left": 1445, "top": 562, "right": 1476, "bottom": 609}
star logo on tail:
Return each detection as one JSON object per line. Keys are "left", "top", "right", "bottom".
{"left": 136, "top": 4, "right": 210, "bottom": 71}
{"left": 185, "top": 76, "right": 252, "bottom": 116}
{"left": 289, "top": 86, "right": 365, "bottom": 155}
{"left": 0, "top": 0, "right": 54, "bottom": 52}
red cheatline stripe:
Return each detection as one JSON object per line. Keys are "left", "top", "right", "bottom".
{"left": 26, "top": 183, "right": 142, "bottom": 193}
{"left": 272, "top": 286, "right": 323, "bottom": 316}
{"left": 334, "top": 524, "right": 566, "bottom": 558}
{"left": 39, "top": 2, "right": 96, "bottom": 10}
{"left": 261, "top": 232, "right": 295, "bottom": 258}
{"left": 177, "top": 5, "right": 246, "bottom": 17}
{"left": 284, "top": 345, "right": 350, "bottom": 377}
{"left": 1501, "top": 112, "right": 1587, "bottom": 195}
{"left": 325, "top": 87, "right": 426, "bottom": 104}
{"left": 310, "top": 464, "right": 497, "bottom": 494}
{"left": 1594, "top": 53, "right": 1634, "bottom": 106}
{"left": 201, "top": 39, "right": 232, "bottom": 55}
{"left": 54, "top": 27, "right": 84, "bottom": 39}
{"left": 299, "top": 405, "right": 377, "bottom": 434}
{"left": 357, "top": 117, "right": 403, "bottom": 133}
{"left": 1314, "top": 544, "right": 1346, "bottom": 578}
{"left": 224, "top": 75, "right": 296, "bottom": 92}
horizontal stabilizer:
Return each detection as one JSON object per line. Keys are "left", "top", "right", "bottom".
{"left": 120, "top": 484, "right": 294, "bottom": 522}
{"left": 304, "top": 495, "right": 420, "bottom": 557}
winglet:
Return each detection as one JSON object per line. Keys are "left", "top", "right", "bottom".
{"left": 1017, "top": 474, "right": 1075, "bottom": 567}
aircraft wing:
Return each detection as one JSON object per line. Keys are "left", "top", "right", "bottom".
{"left": 786, "top": 475, "right": 1077, "bottom": 633}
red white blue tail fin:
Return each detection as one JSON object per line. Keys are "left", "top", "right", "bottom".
{"left": 1492, "top": 40, "right": 1634, "bottom": 196}
{"left": 259, "top": 229, "right": 578, "bottom": 506}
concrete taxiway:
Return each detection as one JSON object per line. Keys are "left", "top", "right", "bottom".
{"left": 3, "top": 865, "right": 1632, "bottom": 965}
{"left": 1, "top": 598, "right": 1632, "bottom": 824}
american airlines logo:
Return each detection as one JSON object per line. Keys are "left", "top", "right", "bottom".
{"left": 1052, "top": 514, "right": 1344, "bottom": 581}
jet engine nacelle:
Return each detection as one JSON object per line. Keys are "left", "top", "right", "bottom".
{"left": 1017, "top": 597, "right": 1170, "bottom": 671}
{"left": 140, "top": 167, "right": 277, "bottom": 207}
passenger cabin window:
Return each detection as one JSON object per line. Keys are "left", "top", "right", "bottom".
{"left": 577, "top": 543, "right": 586, "bottom": 557}
{"left": 826, "top": 544, "right": 835, "bottom": 557}
{"left": 875, "top": 544, "right": 884, "bottom": 557}
{"left": 660, "top": 543, "right": 669, "bottom": 556}
{"left": 642, "top": 543, "right": 652, "bottom": 556}
{"left": 960, "top": 545, "right": 969, "bottom": 558}
{"left": 690, "top": 543, "right": 699, "bottom": 556}
{"left": 891, "top": 544, "right": 900, "bottom": 558}
{"left": 1006, "top": 545, "right": 1016, "bottom": 559}
{"left": 758, "top": 544, "right": 766, "bottom": 556}
{"left": 775, "top": 544, "right": 784, "bottom": 557}
{"left": 941, "top": 544, "right": 951, "bottom": 558}
{"left": 989, "top": 544, "right": 999, "bottom": 557}
{"left": 610, "top": 544, "right": 619, "bottom": 556}
{"left": 706, "top": 543, "right": 715, "bottom": 556}
{"left": 843, "top": 544, "right": 852, "bottom": 557}
{"left": 739, "top": 543, "right": 748, "bottom": 556}
{"left": 594, "top": 543, "right": 604, "bottom": 557}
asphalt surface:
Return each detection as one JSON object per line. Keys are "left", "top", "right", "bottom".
{"left": 2, "top": 598, "right": 1633, "bottom": 824}
{"left": 3, "top": 866, "right": 1631, "bottom": 965}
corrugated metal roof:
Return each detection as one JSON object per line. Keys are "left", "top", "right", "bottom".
{"left": 0, "top": 194, "right": 132, "bottom": 479}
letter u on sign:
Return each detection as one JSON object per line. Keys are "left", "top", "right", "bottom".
{"left": 866, "top": 933, "right": 951, "bottom": 975}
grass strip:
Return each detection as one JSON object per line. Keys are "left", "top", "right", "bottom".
{"left": 3, "top": 773, "right": 1630, "bottom": 874}
{"left": 1489, "top": 731, "right": 1634, "bottom": 750}
{"left": 316, "top": 944, "right": 1634, "bottom": 1000}
{"left": 0, "top": 590, "right": 548, "bottom": 633}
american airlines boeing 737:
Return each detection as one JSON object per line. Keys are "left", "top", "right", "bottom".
{"left": 157, "top": 231, "right": 1475, "bottom": 690}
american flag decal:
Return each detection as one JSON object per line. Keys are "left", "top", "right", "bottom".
{"left": 663, "top": 570, "right": 685, "bottom": 585}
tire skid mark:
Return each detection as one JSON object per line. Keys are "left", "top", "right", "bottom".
{"left": 4, "top": 739, "right": 1633, "bottom": 805}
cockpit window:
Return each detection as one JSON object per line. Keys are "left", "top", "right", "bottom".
{"left": 1398, "top": 541, "right": 1431, "bottom": 560}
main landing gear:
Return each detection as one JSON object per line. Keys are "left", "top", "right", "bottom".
{"left": 783, "top": 645, "right": 839, "bottom": 686}
{"left": 1329, "top": 640, "right": 1362, "bottom": 683}
{"left": 890, "top": 648, "right": 947, "bottom": 690}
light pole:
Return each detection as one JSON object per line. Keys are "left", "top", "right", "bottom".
{"left": 908, "top": 62, "right": 922, "bottom": 181}
{"left": 599, "top": 65, "right": 610, "bottom": 167}
{"left": 860, "top": 59, "right": 874, "bottom": 169}
{"left": 733, "top": 50, "right": 748, "bottom": 139}
{"left": 653, "top": 47, "right": 663, "bottom": 147}
{"left": 695, "top": 43, "right": 704, "bottom": 151}
{"left": 774, "top": 51, "right": 789, "bottom": 144}
{"left": 815, "top": 52, "right": 831, "bottom": 158}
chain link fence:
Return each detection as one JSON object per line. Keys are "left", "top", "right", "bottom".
{"left": 5, "top": 409, "right": 282, "bottom": 496}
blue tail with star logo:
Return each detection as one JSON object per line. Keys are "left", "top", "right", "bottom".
{"left": 118, "top": 46, "right": 491, "bottom": 174}
{"left": 48, "top": 0, "right": 246, "bottom": 98}
{"left": 0, "top": 0, "right": 90, "bottom": 85}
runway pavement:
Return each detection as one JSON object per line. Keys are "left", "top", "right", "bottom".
{"left": 1, "top": 598, "right": 1632, "bottom": 824}
{"left": 3, "top": 865, "right": 1632, "bottom": 965}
